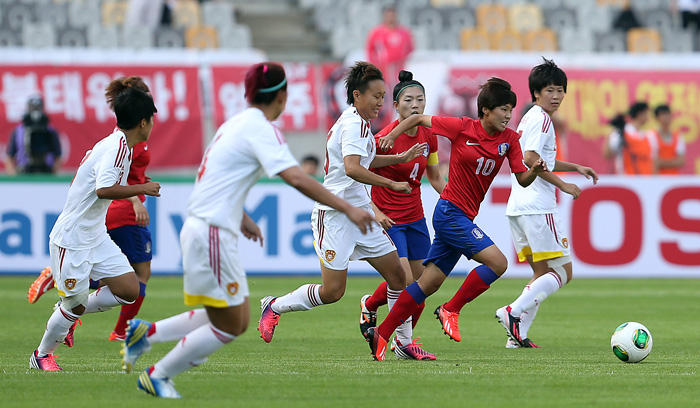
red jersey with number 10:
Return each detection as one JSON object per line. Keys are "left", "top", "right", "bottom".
{"left": 371, "top": 120, "right": 438, "bottom": 224}
{"left": 106, "top": 141, "right": 150, "bottom": 230}
{"left": 432, "top": 116, "right": 527, "bottom": 220}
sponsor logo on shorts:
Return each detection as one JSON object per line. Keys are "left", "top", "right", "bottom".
{"left": 562, "top": 237, "right": 569, "bottom": 248}
{"left": 325, "top": 249, "right": 336, "bottom": 262}
{"left": 226, "top": 282, "right": 239, "bottom": 296}
{"left": 498, "top": 143, "right": 509, "bottom": 157}
{"left": 472, "top": 228, "right": 484, "bottom": 239}
{"left": 145, "top": 242, "right": 152, "bottom": 254}
{"left": 65, "top": 279, "right": 76, "bottom": 290}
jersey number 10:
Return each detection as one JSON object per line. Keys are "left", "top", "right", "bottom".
{"left": 475, "top": 157, "right": 496, "bottom": 176}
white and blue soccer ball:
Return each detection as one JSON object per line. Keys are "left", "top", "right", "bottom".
{"left": 610, "top": 322, "right": 653, "bottom": 363}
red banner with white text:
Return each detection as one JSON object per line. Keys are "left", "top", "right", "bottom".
{"left": 0, "top": 65, "right": 203, "bottom": 170}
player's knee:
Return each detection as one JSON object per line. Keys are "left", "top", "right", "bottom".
{"left": 548, "top": 256, "right": 572, "bottom": 285}
{"left": 490, "top": 257, "right": 508, "bottom": 276}
{"left": 62, "top": 291, "right": 89, "bottom": 316}
{"left": 320, "top": 286, "right": 344, "bottom": 304}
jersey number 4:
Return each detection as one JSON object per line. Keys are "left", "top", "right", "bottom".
{"left": 475, "top": 157, "right": 496, "bottom": 176}
{"left": 409, "top": 162, "right": 419, "bottom": 180}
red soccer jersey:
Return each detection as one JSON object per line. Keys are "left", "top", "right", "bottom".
{"left": 432, "top": 116, "right": 527, "bottom": 220}
{"left": 106, "top": 141, "right": 150, "bottom": 230}
{"left": 371, "top": 120, "right": 438, "bottom": 224}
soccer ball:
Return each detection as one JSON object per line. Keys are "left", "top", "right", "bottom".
{"left": 610, "top": 322, "right": 653, "bottom": 363}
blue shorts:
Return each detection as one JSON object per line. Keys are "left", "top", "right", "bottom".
{"left": 385, "top": 217, "right": 431, "bottom": 260}
{"left": 107, "top": 225, "right": 153, "bottom": 264}
{"left": 424, "top": 199, "right": 494, "bottom": 276}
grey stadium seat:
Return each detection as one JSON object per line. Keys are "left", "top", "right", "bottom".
{"left": 595, "top": 31, "right": 626, "bottom": 52}
{"left": 6, "top": 3, "right": 34, "bottom": 31}
{"left": 431, "top": 28, "right": 461, "bottom": 50}
{"left": 0, "top": 29, "right": 19, "bottom": 46}
{"left": 559, "top": 28, "right": 594, "bottom": 53}
{"left": 662, "top": 30, "right": 694, "bottom": 52}
{"left": 314, "top": 6, "right": 346, "bottom": 34}
{"left": 577, "top": 5, "right": 613, "bottom": 33}
{"left": 68, "top": 0, "right": 100, "bottom": 28}
{"left": 218, "top": 24, "right": 252, "bottom": 49}
{"left": 545, "top": 8, "right": 576, "bottom": 32}
{"left": 22, "top": 23, "right": 55, "bottom": 48}
{"left": 414, "top": 7, "right": 444, "bottom": 34}
{"left": 57, "top": 28, "right": 87, "bottom": 47}
{"left": 202, "top": 1, "right": 235, "bottom": 30}
{"left": 641, "top": 9, "right": 676, "bottom": 33}
{"left": 155, "top": 27, "right": 185, "bottom": 48}
{"left": 36, "top": 2, "right": 68, "bottom": 29}
{"left": 533, "top": 0, "right": 564, "bottom": 10}
{"left": 445, "top": 8, "right": 476, "bottom": 31}
{"left": 122, "top": 25, "right": 154, "bottom": 49}
{"left": 87, "top": 25, "right": 119, "bottom": 48}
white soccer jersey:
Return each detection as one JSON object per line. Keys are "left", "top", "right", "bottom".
{"left": 50, "top": 130, "right": 131, "bottom": 249}
{"left": 506, "top": 105, "right": 557, "bottom": 215}
{"left": 316, "top": 106, "right": 375, "bottom": 210}
{"left": 188, "top": 107, "right": 298, "bottom": 235}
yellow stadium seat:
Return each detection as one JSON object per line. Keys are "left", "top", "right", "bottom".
{"left": 522, "top": 28, "right": 557, "bottom": 52}
{"left": 185, "top": 26, "right": 217, "bottom": 49}
{"left": 173, "top": 0, "right": 202, "bottom": 29}
{"left": 101, "top": 0, "right": 128, "bottom": 27}
{"left": 460, "top": 28, "right": 490, "bottom": 51}
{"left": 627, "top": 28, "right": 661, "bottom": 52}
{"left": 597, "top": 0, "right": 629, "bottom": 7}
{"left": 491, "top": 30, "right": 522, "bottom": 51}
{"left": 476, "top": 3, "right": 508, "bottom": 33}
{"left": 508, "top": 3, "right": 543, "bottom": 33}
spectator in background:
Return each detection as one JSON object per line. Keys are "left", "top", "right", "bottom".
{"left": 366, "top": 4, "right": 414, "bottom": 130}
{"left": 603, "top": 102, "right": 657, "bottom": 175}
{"left": 674, "top": 0, "right": 700, "bottom": 32}
{"left": 301, "top": 154, "right": 320, "bottom": 176}
{"left": 611, "top": 4, "right": 642, "bottom": 33}
{"left": 651, "top": 105, "right": 685, "bottom": 175}
{"left": 5, "top": 96, "right": 62, "bottom": 175}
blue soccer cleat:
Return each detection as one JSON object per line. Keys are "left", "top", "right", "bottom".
{"left": 138, "top": 368, "right": 182, "bottom": 399}
{"left": 121, "top": 319, "right": 152, "bottom": 373}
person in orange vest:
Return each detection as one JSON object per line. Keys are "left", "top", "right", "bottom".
{"left": 651, "top": 105, "right": 685, "bottom": 175}
{"left": 604, "top": 102, "right": 657, "bottom": 175}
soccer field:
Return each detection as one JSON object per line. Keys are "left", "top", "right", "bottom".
{"left": 2, "top": 276, "right": 699, "bottom": 407}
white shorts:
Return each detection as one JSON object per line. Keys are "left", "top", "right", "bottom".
{"left": 508, "top": 213, "right": 571, "bottom": 263}
{"left": 311, "top": 204, "right": 396, "bottom": 270}
{"left": 50, "top": 238, "right": 133, "bottom": 297}
{"left": 180, "top": 216, "right": 249, "bottom": 308}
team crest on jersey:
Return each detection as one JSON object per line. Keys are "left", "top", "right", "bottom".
{"left": 325, "top": 250, "right": 336, "bottom": 262}
{"left": 472, "top": 228, "right": 484, "bottom": 240}
{"left": 562, "top": 238, "right": 569, "bottom": 248}
{"left": 497, "top": 143, "right": 509, "bottom": 157}
{"left": 64, "top": 279, "right": 76, "bottom": 290}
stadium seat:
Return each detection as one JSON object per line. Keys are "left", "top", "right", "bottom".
{"left": 68, "top": 0, "right": 100, "bottom": 28}
{"left": 431, "top": 28, "right": 461, "bottom": 50}
{"left": 431, "top": 0, "right": 465, "bottom": 7}
{"left": 641, "top": 9, "right": 676, "bottom": 33}
{"left": 36, "top": 2, "right": 68, "bottom": 29}
{"left": 662, "top": 30, "right": 694, "bottom": 53}
{"left": 218, "top": 24, "right": 252, "bottom": 49}
{"left": 523, "top": 28, "right": 557, "bottom": 51}
{"left": 597, "top": 0, "right": 629, "bottom": 8}
{"left": 627, "top": 28, "right": 661, "bottom": 52}
{"left": 475, "top": 3, "right": 507, "bottom": 33}
{"left": 155, "top": 27, "right": 185, "bottom": 48}
{"left": 0, "top": 29, "right": 19, "bottom": 47}
{"left": 313, "top": 6, "right": 346, "bottom": 34}
{"left": 22, "top": 23, "right": 55, "bottom": 48}
{"left": 595, "top": 30, "right": 626, "bottom": 52}
{"left": 202, "top": 1, "right": 235, "bottom": 30}
{"left": 57, "top": 28, "right": 87, "bottom": 47}
{"left": 445, "top": 8, "right": 476, "bottom": 31}
{"left": 5, "top": 3, "right": 34, "bottom": 31}
{"left": 559, "top": 28, "right": 594, "bottom": 53}
{"left": 491, "top": 29, "right": 522, "bottom": 51}
{"left": 545, "top": 8, "right": 577, "bottom": 32}
{"left": 508, "top": 3, "right": 544, "bottom": 33}
{"left": 122, "top": 25, "right": 154, "bottom": 49}
{"left": 185, "top": 25, "right": 217, "bottom": 49}
{"left": 533, "top": 0, "right": 564, "bottom": 10}
{"left": 631, "top": 0, "right": 665, "bottom": 11}
{"left": 577, "top": 5, "right": 613, "bottom": 33}
{"left": 102, "top": 0, "right": 128, "bottom": 27}
{"left": 87, "top": 25, "right": 119, "bottom": 48}
{"left": 459, "top": 27, "right": 489, "bottom": 50}
{"left": 411, "top": 26, "right": 432, "bottom": 50}
{"left": 415, "top": 7, "right": 444, "bottom": 34}
{"left": 172, "top": 0, "right": 202, "bottom": 29}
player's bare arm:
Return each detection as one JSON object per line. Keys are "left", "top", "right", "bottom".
{"left": 277, "top": 165, "right": 375, "bottom": 233}
{"left": 524, "top": 150, "right": 583, "bottom": 199}
{"left": 425, "top": 164, "right": 446, "bottom": 194}
{"left": 128, "top": 196, "right": 149, "bottom": 226}
{"left": 514, "top": 158, "right": 548, "bottom": 187}
{"left": 378, "top": 115, "right": 433, "bottom": 150}
{"left": 241, "top": 211, "right": 264, "bottom": 247}
{"left": 369, "top": 142, "right": 428, "bottom": 168}
{"left": 371, "top": 201, "right": 395, "bottom": 230}
{"left": 97, "top": 181, "right": 161, "bottom": 199}
{"left": 344, "top": 155, "right": 411, "bottom": 194}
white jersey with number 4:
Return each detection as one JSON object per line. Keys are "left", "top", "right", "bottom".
{"left": 316, "top": 106, "right": 375, "bottom": 210}
{"left": 506, "top": 105, "right": 557, "bottom": 215}
{"left": 188, "top": 107, "right": 298, "bottom": 235}
{"left": 50, "top": 130, "right": 131, "bottom": 249}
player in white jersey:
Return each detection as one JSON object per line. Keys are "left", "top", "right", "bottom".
{"left": 121, "top": 63, "right": 375, "bottom": 399}
{"left": 29, "top": 84, "right": 160, "bottom": 372}
{"left": 501, "top": 58, "right": 598, "bottom": 348}
{"left": 257, "top": 61, "right": 430, "bottom": 358}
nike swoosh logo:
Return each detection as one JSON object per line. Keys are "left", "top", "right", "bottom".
{"left": 466, "top": 141, "right": 480, "bottom": 146}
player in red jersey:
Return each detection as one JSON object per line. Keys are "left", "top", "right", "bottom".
{"left": 365, "top": 78, "right": 547, "bottom": 360}
{"left": 27, "top": 77, "right": 155, "bottom": 342}
{"left": 359, "top": 70, "right": 446, "bottom": 360}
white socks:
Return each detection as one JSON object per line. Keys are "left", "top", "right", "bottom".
{"left": 271, "top": 284, "right": 323, "bottom": 314}
{"left": 85, "top": 286, "right": 133, "bottom": 314}
{"left": 37, "top": 305, "right": 79, "bottom": 356}
{"left": 519, "top": 302, "right": 539, "bottom": 339}
{"left": 509, "top": 272, "right": 563, "bottom": 319}
{"left": 151, "top": 323, "right": 235, "bottom": 379}
{"left": 387, "top": 288, "right": 413, "bottom": 346}
{"left": 148, "top": 309, "right": 210, "bottom": 343}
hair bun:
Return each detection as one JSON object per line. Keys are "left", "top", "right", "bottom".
{"left": 398, "top": 70, "right": 413, "bottom": 82}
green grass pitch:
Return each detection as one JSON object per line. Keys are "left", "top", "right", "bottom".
{"left": 2, "top": 276, "right": 699, "bottom": 407}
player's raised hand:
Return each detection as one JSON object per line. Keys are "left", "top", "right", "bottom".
{"left": 400, "top": 142, "right": 428, "bottom": 163}
{"left": 561, "top": 182, "right": 581, "bottom": 199}
{"left": 347, "top": 207, "right": 375, "bottom": 234}
{"left": 531, "top": 158, "right": 548, "bottom": 174}
{"left": 391, "top": 181, "right": 412, "bottom": 194}
{"left": 378, "top": 135, "right": 396, "bottom": 151}
{"left": 142, "top": 181, "right": 161, "bottom": 197}
{"left": 576, "top": 165, "right": 599, "bottom": 185}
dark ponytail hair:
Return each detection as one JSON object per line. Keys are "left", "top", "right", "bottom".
{"left": 105, "top": 76, "right": 150, "bottom": 111}
{"left": 477, "top": 77, "right": 517, "bottom": 118}
{"left": 393, "top": 70, "right": 425, "bottom": 102}
{"left": 345, "top": 61, "right": 383, "bottom": 105}
{"left": 244, "top": 62, "right": 287, "bottom": 105}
